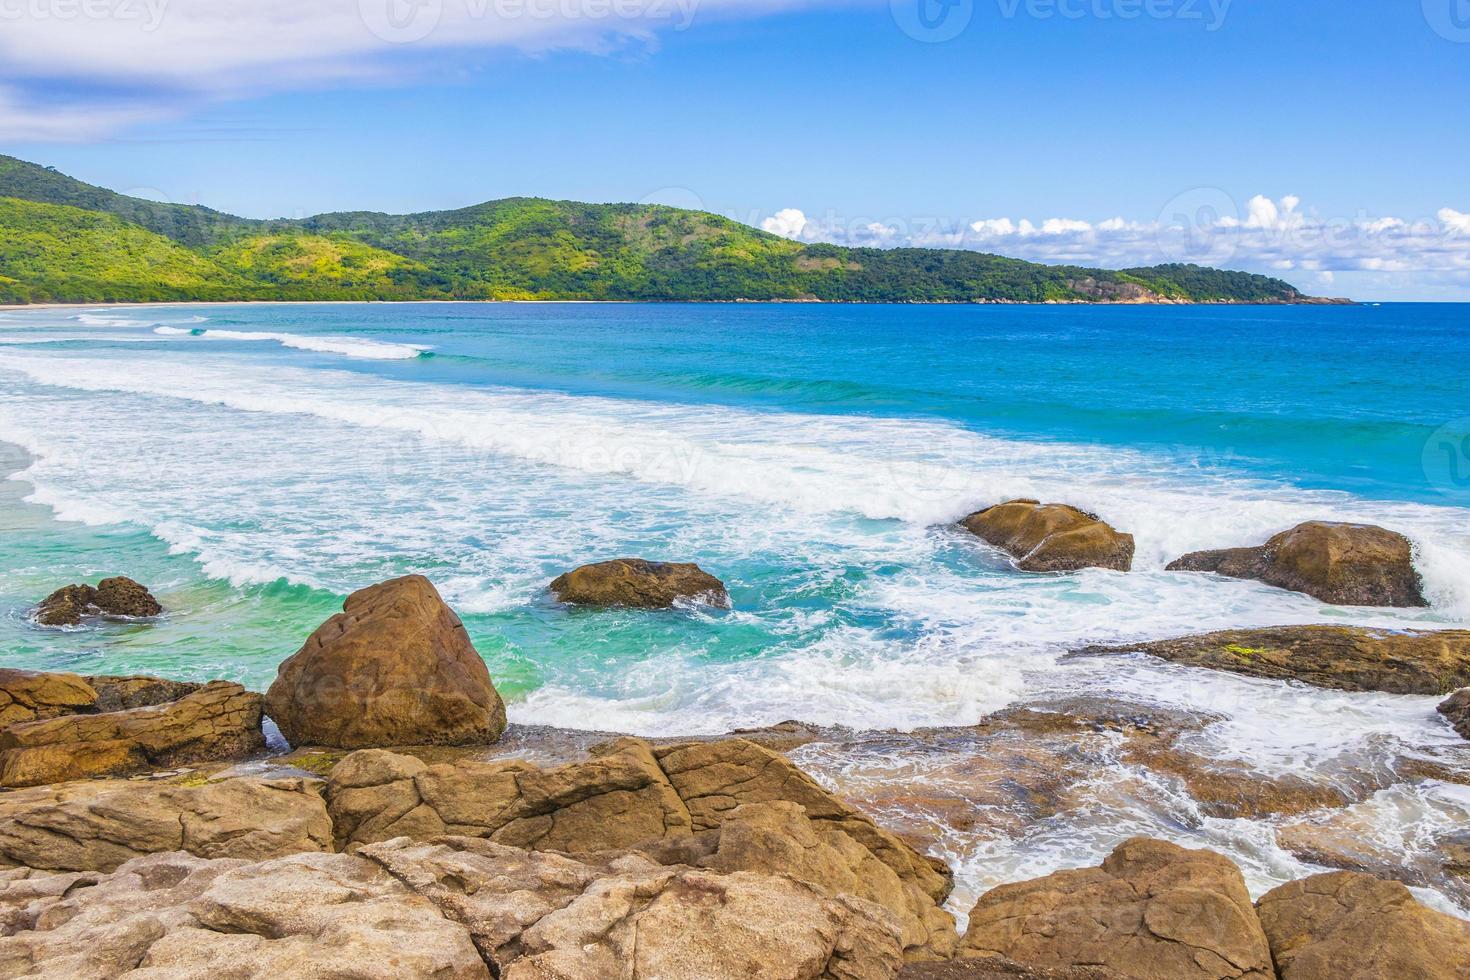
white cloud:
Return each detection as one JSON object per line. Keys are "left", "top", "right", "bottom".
{"left": 0, "top": 86, "right": 166, "bottom": 142}
{"left": 763, "top": 194, "right": 1470, "bottom": 294}
{"left": 0, "top": 0, "right": 820, "bottom": 139}
{"left": 760, "top": 207, "right": 808, "bottom": 239}
{"left": 1440, "top": 208, "right": 1470, "bottom": 235}
{"left": 1039, "top": 218, "right": 1092, "bottom": 235}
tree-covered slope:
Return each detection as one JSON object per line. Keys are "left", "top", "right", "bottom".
{"left": 0, "top": 155, "right": 1338, "bottom": 305}
{"left": 0, "top": 198, "right": 251, "bottom": 304}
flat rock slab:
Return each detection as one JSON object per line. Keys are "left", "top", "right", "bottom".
{"left": 0, "top": 680, "right": 265, "bottom": 787}
{"left": 959, "top": 500, "right": 1133, "bottom": 573}
{"left": 1077, "top": 625, "right": 1470, "bottom": 694}
{"left": 0, "top": 775, "right": 332, "bottom": 872}
{"left": 0, "top": 836, "right": 906, "bottom": 979}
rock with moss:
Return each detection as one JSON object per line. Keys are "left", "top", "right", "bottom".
{"left": 1167, "top": 521, "right": 1425, "bottom": 606}
{"left": 958, "top": 500, "right": 1133, "bottom": 573}
{"left": 1077, "top": 625, "right": 1470, "bottom": 695}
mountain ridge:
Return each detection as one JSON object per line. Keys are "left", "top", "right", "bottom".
{"left": 0, "top": 155, "right": 1349, "bottom": 305}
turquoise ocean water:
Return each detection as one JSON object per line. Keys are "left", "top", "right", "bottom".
{"left": 2, "top": 301, "right": 1469, "bottom": 912}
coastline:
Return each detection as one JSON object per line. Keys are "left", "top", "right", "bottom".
{"left": 0, "top": 296, "right": 1358, "bottom": 311}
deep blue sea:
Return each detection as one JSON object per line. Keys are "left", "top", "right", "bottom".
{"left": 2, "top": 301, "right": 1468, "bottom": 913}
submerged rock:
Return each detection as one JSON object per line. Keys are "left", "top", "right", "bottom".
{"left": 0, "top": 679, "right": 265, "bottom": 787}
{"left": 958, "top": 500, "right": 1133, "bottom": 572}
{"left": 1256, "top": 870, "right": 1470, "bottom": 979}
{"left": 1167, "top": 521, "right": 1426, "bottom": 606}
{"left": 1077, "top": 624, "right": 1470, "bottom": 694}
{"left": 549, "top": 557, "right": 730, "bottom": 608}
{"left": 1438, "top": 688, "right": 1470, "bottom": 740}
{"left": 31, "top": 576, "right": 162, "bottom": 627}
{"left": 958, "top": 837, "right": 1274, "bottom": 980}
{"left": 265, "top": 574, "right": 506, "bottom": 749}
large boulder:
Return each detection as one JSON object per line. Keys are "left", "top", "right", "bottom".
{"left": 1438, "top": 688, "right": 1470, "bottom": 739}
{"left": 549, "top": 558, "right": 730, "bottom": 608}
{"left": 957, "top": 837, "right": 1274, "bottom": 980}
{"left": 31, "top": 576, "right": 162, "bottom": 626}
{"left": 0, "top": 680, "right": 265, "bottom": 786}
{"left": 1255, "top": 870, "right": 1470, "bottom": 979}
{"left": 958, "top": 500, "right": 1133, "bottom": 573}
{"left": 0, "top": 775, "right": 332, "bottom": 872}
{"left": 1077, "top": 625, "right": 1470, "bottom": 695}
{"left": 265, "top": 574, "right": 506, "bottom": 749}
{"left": 1167, "top": 521, "right": 1425, "bottom": 606}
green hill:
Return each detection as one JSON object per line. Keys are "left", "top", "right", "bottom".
{"left": 0, "top": 155, "right": 1340, "bottom": 305}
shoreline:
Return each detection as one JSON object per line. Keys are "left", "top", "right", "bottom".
{"left": 0, "top": 297, "right": 1361, "bottom": 311}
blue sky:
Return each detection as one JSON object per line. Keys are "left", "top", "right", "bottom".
{"left": 2, "top": 0, "right": 1468, "bottom": 298}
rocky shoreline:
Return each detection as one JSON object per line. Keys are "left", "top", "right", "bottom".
{"left": 3, "top": 572, "right": 1469, "bottom": 977}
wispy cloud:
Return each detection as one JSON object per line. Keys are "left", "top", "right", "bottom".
{"left": 0, "top": 0, "right": 819, "bottom": 139}
{"left": 761, "top": 194, "right": 1470, "bottom": 294}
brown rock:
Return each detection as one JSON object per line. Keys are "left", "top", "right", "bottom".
{"left": 265, "top": 574, "right": 506, "bottom": 749}
{"left": 1078, "top": 625, "right": 1470, "bottom": 694}
{"left": 327, "top": 737, "right": 691, "bottom": 854}
{"left": 0, "top": 849, "right": 490, "bottom": 978}
{"left": 359, "top": 835, "right": 906, "bottom": 979}
{"left": 1255, "top": 870, "right": 1470, "bottom": 979}
{"left": 1167, "top": 521, "right": 1426, "bottom": 606}
{"left": 959, "top": 500, "right": 1133, "bottom": 573}
{"left": 900, "top": 960, "right": 1120, "bottom": 979}
{"left": 87, "top": 674, "right": 203, "bottom": 712}
{"left": 632, "top": 800, "right": 957, "bottom": 959}
{"left": 0, "top": 680, "right": 265, "bottom": 786}
{"left": 0, "top": 670, "right": 97, "bottom": 728}
{"left": 1439, "top": 688, "right": 1470, "bottom": 739}
{"left": 958, "top": 836, "right": 1274, "bottom": 980}
{"left": 549, "top": 557, "right": 730, "bottom": 608}
{"left": 327, "top": 736, "right": 956, "bottom": 960}
{"left": 31, "top": 576, "right": 162, "bottom": 626}
{"left": 0, "top": 775, "right": 332, "bottom": 872}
